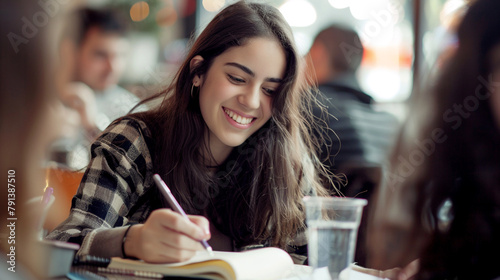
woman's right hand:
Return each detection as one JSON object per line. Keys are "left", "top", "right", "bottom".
{"left": 124, "top": 209, "right": 211, "bottom": 263}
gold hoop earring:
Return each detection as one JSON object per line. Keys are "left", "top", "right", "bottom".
{"left": 191, "top": 84, "right": 199, "bottom": 98}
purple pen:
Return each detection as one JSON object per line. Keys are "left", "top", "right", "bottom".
{"left": 153, "top": 174, "right": 214, "bottom": 255}
{"left": 38, "top": 187, "right": 53, "bottom": 233}
{"left": 41, "top": 187, "right": 53, "bottom": 206}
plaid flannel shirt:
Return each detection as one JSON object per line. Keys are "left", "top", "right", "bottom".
{"left": 46, "top": 117, "right": 308, "bottom": 264}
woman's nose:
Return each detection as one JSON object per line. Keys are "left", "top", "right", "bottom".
{"left": 238, "top": 85, "right": 260, "bottom": 109}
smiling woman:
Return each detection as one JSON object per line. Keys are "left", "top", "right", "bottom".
{"left": 46, "top": 0, "right": 332, "bottom": 265}
{"left": 193, "top": 37, "right": 285, "bottom": 161}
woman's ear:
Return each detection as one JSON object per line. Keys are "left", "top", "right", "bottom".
{"left": 190, "top": 55, "right": 204, "bottom": 86}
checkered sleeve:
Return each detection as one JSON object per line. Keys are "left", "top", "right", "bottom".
{"left": 286, "top": 228, "right": 308, "bottom": 264}
{"left": 45, "top": 117, "right": 155, "bottom": 257}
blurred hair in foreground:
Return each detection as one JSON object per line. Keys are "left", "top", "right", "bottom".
{"left": 368, "top": 0, "right": 500, "bottom": 279}
{"left": 1, "top": 0, "right": 63, "bottom": 278}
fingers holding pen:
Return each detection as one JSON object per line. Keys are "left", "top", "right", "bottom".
{"left": 186, "top": 214, "right": 211, "bottom": 240}
{"left": 124, "top": 209, "right": 211, "bottom": 263}
{"left": 155, "top": 209, "right": 211, "bottom": 241}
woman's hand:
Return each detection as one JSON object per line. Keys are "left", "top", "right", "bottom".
{"left": 124, "top": 209, "right": 211, "bottom": 263}
{"left": 352, "top": 259, "right": 419, "bottom": 280}
{"left": 61, "top": 82, "right": 99, "bottom": 133}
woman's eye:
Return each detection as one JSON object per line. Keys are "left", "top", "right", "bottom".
{"left": 228, "top": 74, "right": 245, "bottom": 83}
{"left": 263, "top": 88, "right": 276, "bottom": 96}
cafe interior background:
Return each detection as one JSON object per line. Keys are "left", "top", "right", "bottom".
{"left": 79, "top": 0, "right": 461, "bottom": 120}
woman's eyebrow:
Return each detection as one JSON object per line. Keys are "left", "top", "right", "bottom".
{"left": 225, "top": 62, "right": 282, "bottom": 83}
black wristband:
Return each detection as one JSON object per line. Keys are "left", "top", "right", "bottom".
{"left": 121, "top": 225, "right": 134, "bottom": 259}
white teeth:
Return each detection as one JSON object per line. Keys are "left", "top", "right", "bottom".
{"left": 224, "top": 109, "right": 253, "bottom": 125}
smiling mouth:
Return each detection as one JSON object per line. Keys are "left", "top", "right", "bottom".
{"left": 224, "top": 108, "right": 255, "bottom": 125}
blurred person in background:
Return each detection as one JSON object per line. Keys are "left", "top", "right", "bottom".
{"left": 51, "top": 7, "right": 144, "bottom": 169}
{"left": 306, "top": 24, "right": 400, "bottom": 266}
{"left": 368, "top": 0, "right": 500, "bottom": 278}
{"left": 1, "top": 0, "right": 66, "bottom": 278}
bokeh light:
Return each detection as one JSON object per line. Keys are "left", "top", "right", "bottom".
{"left": 130, "top": 1, "right": 150, "bottom": 22}
{"left": 156, "top": 6, "right": 178, "bottom": 26}
{"left": 202, "top": 0, "right": 225, "bottom": 12}
{"left": 328, "top": 0, "right": 350, "bottom": 9}
{"left": 279, "top": 0, "right": 317, "bottom": 27}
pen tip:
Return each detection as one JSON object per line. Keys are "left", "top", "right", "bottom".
{"left": 206, "top": 246, "right": 214, "bottom": 256}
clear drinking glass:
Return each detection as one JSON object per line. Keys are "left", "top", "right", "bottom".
{"left": 304, "top": 196, "right": 367, "bottom": 280}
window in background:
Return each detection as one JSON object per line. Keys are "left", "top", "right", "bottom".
{"left": 420, "top": 0, "right": 466, "bottom": 76}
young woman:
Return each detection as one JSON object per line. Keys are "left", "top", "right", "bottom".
{"left": 47, "top": 1, "right": 330, "bottom": 264}
{"left": 368, "top": 0, "right": 500, "bottom": 279}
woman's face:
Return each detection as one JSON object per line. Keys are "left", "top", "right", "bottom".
{"left": 193, "top": 37, "right": 286, "bottom": 159}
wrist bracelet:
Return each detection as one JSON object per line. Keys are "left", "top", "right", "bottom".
{"left": 121, "top": 224, "right": 134, "bottom": 258}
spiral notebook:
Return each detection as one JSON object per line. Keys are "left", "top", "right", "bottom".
{"left": 75, "top": 247, "right": 295, "bottom": 280}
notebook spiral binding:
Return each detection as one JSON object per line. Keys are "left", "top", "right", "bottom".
{"left": 72, "top": 255, "right": 163, "bottom": 279}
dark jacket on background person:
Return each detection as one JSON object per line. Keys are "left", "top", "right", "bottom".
{"left": 314, "top": 73, "right": 399, "bottom": 266}
{"left": 317, "top": 74, "right": 399, "bottom": 172}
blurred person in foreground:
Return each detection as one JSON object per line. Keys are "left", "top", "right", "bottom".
{"left": 52, "top": 7, "right": 143, "bottom": 169}
{"left": 306, "top": 24, "right": 400, "bottom": 266}
{"left": 368, "top": 0, "right": 500, "bottom": 278}
{"left": 1, "top": 0, "right": 64, "bottom": 278}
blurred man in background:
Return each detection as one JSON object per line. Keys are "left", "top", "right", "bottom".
{"left": 69, "top": 8, "right": 139, "bottom": 125}
{"left": 307, "top": 25, "right": 400, "bottom": 266}
{"left": 52, "top": 7, "right": 144, "bottom": 169}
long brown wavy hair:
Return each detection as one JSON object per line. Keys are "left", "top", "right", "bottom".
{"left": 368, "top": 0, "right": 500, "bottom": 278}
{"left": 133, "top": 1, "right": 330, "bottom": 249}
